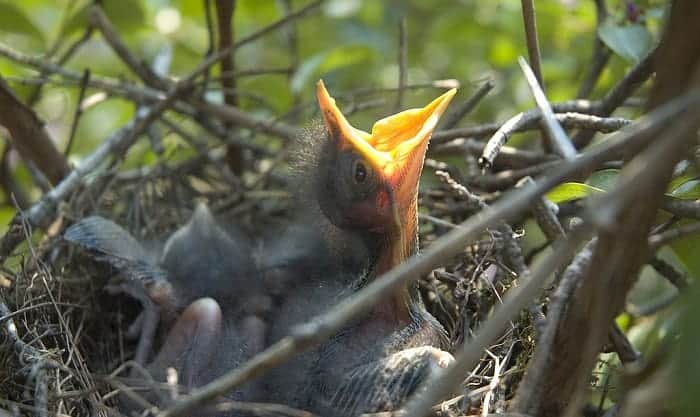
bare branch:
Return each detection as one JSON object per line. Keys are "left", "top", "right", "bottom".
{"left": 648, "top": 221, "right": 700, "bottom": 250}
{"left": 88, "top": 5, "right": 168, "bottom": 89}
{"left": 0, "top": 75, "right": 70, "bottom": 185}
{"left": 520, "top": 0, "right": 544, "bottom": 88}
{"left": 577, "top": 0, "right": 611, "bottom": 99}
{"left": 572, "top": 50, "right": 655, "bottom": 148}
{"left": 439, "top": 79, "right": 495, "bottom": 130}
{"left": 395, "top": 17, "right": 408, "bottom": 111}
{"left": 518, "top": 56, "right": 577, "bottom": 160}
{"left": 511, "top": 240, "right": 595, "bottom": 415}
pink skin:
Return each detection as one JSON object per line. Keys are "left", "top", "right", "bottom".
{"left": 148, "top": 297, "right": 222, "bottom": 389}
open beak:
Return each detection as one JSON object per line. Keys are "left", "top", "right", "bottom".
{"left": 317, "top": 79, "right": 455, "bottom": 215}
{"left": 317, "top": 79, "right": 456, "bottom": 263}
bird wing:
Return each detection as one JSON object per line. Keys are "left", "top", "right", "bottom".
{"left": 317, "top": 346, "right": 452, "bottom": 417}
{"left": 64, "top": 216, "right": 168, "bottom": 283}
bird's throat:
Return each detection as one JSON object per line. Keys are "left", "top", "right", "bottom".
{"left": 370, "top": 202, "right": 417, "bottom": 327}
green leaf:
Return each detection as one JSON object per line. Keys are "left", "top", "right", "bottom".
{"left": 290, "top": 45, "right": 375, "bottom": 94}
{"left": 669, "top": 220, "right": 700, "bottom": 278}
{"left": 290, "top": 52, "right": 328, "bottom": 94}
{"left": 546, "top": 182, "right": 605, "bottom": 204}
{"left": 668, "top": 178, "right": 700, "bottom": 200}
{"left": 0, "top": 2, "right": 44, "bottom": 44}
{"left": 63, "top": 0, "right": 146, "bottom": 38}
{"left": 319, "top": 45, "right": 374, "bottom": 73}
{"left": 598, "top": 22, "right": 652, "bottom": 63}
{"left": 585, "top": 168, "right": 619, "bottom": 191}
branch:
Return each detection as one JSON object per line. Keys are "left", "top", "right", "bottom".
{"left": 402, "top": 227, "right": 591, "bottom": 417}
{"left": 577, "top": 0, "right": 611, "bottom": 99}
{"left": 395, "top": 17, "right": 408, "bottom": 111}
{"left": 88, "top": 5, "right": 168, "bottom": 89}
{"left": 439, "top": 79, "right": 494, "bottom": 130}
{"left": 0, "top": 75, "right": 70, "bottom": 185}
{"left": 572, "top": 50, "right": 655, "bottom": 148}
{"left": 518, "top": 57, "right": 577, "bottom": 159}
{"left": 648, "top": 221, "right": 700, "bottom": 250}
{"left": 520, "top": 0, "right": 544, "bottom": 88}
{"left": 407, "top": 90, "right": 700, "bottom": 417}
{"left": 215, "top": 0, "right": 244, "bottom": 173}
{"left": 536, "top": 3, "right": 700, "bottom": 408}
{"left": 511, "top": 240, "right": 596, "bottom": 415}
{"left": 431, "top": 138, "right": 556, "bottom": 170}
{"left": 0, "top": 76, "right": 195, "bottom": 260}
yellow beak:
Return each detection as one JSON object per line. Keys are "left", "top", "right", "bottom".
{"left": 316, "top": 79, "right": 456, "bottom": 191}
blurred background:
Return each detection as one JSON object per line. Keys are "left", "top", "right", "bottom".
{"left": 0, "top": 0, "right": 663, "bottom": 222}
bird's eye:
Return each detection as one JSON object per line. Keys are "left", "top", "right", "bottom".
{"left": 353, "top": 160, "right": 368, "bottom": 184}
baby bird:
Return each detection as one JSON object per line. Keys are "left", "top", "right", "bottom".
{"left": 66, "top": 80, "right": 456, "bottom": 416}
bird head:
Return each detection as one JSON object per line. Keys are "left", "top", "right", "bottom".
{"left": 314, "top": 80, "right": 455, "bottom": 273}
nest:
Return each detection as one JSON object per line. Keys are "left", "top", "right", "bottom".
{"left": 0, "top": 144, "right": 534, "bottom": 416}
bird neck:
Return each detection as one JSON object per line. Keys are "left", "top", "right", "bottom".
{"left": 369, "top": 199, "right": 419, "bottom": 327}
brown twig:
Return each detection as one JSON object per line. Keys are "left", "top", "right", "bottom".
{"left": 0, "top": 75, "right": 70, "bottom": 185}
{"left": 88, "top": 5, "right": 169, "bottom": 90}
{"left": 215, "top": 0, "right": 245, "bottom": 174}
{"left": 661, "top": 196, "right": 700, "bottom": 219}
{"left": 572, "top": 50, "right": 656, "bottom": 148}
{"left": 537, "top": 6, "right": 700, "bottom": 410}
{"left": 439, "top": 79, "right": 494, "bottom": 130}
{"left": 511, "top": 240, "right": 596, "bottom": 415}
{"left": 0, "top": 78, "right": 191, "bottom": 260}
{"left": 520, "top": 0, "right": 544, "bottom": 88}
{"left": 395, "top": 17, "right": 408, "bottom": 111}
{"left": 518, "top": 57, "right": 577, "bottom": 160}
{"left": 64, "top": 69, "right": 90, "bottom": 157}
{"left": 577, "top": 0, "right": 611, "bottom": 99}
{"left": 608, "top": 322, "right": 640, "bottom": 364}
{"left": 475, "top": 111, "right": 630, "bottom": 170}
{"left": 648, "top": 221, "right": 700, "bottom": 250}
{"left": 648, "top": 257, "right": 689, "bottom": 290}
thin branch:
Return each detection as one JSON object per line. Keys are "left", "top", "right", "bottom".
{"left": 577, "top": 0, "right": 611, "bottom": 99}
{"left": 518, "top": 57, "right": 577, "bottom": 160}
{"left": 517, "top": 177, "right": 565, "bottom": 242}
{"left": 215, "top": 0, "right": 244, "bottom": 173}
{"left": 661, "top": 196, "right": 700, "bottom": 219}
{"left": 572, "top": 50, "right": 656, "bottom": 148}
{"left": 439, "top": 79, "right": 495, "bottom": 130}
{"left": 648, "top": 221, "right": 700, "bottom": 250}
{"left": 0, "top": 77, "right": 193, "bottom": 260}
{"left": 434, "top": 105, "right": 628, "bottom": 146}
{"left": 431, "top": 138, "right": 556, "bottom": 170}
{"left": 520, "top": 0, "right": 544, "bottom": 88}
{"left": 0, "top": 75, "right": 70, "bottom": 184}
{"left": 395, "top": 16, "right": 408, "bottom": 111}
{"left": 648, "top": 257, "right": 690, "bottom": 290}
{"left": 88, "top": 5, "right": 168, "bottom": 90}
{"left": 475, "top": 111, "right": 630, "bottom": 170}
{"left": 64, "top": 69, "right": 90, "bottom": 157}
{"left": 607, "top": 322, "right": 640, "bottom": 363}
{"left": 186, "top": 0, "right": 322, "bottom": 85}
{"left": 511, "top": 240, "right": 596, "bottom": 415}
{"left": 26, "top": 25, "right": 95, "bottom": 106}
{"left": 403, "top": 227, "right": 591, "bottom": 417}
